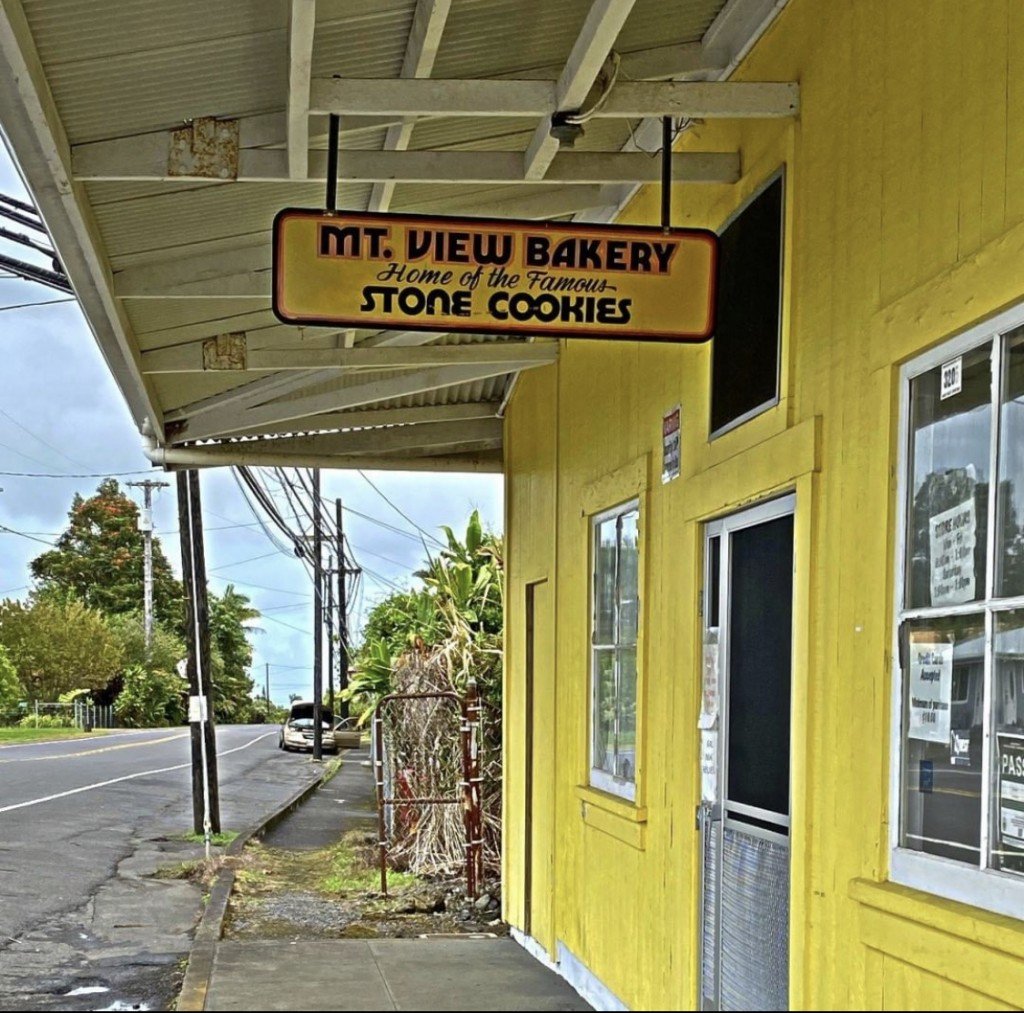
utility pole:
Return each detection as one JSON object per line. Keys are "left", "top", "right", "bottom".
{"left": 326, "top": 553, "right": 335, "bottom": 714}
{"left": 176, "top": 470, "right": 220, "bottom": 840}
{"left": 127, "top": 478, "right": 169, "bottom": 654}
{"left": 311, "top": 469, "right": 324, "bottom": 761}
{"left": 265, "top": 662, "right": 271, "bottom": 712}
{"left": 337, "top": 498, "right": 356, "bottom": 721}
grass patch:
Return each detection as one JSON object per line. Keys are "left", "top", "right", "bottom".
{"left": 183, "top": 830, "right": 239, "bottom": 848}
{"left": 153, "top": 859, "right": 205, "bottom": 881}
{"left": 320, "top": 841, "right": 416, "bottom": 894}
{"left": 0, "top": 727, "right": 104, "bottom": 745}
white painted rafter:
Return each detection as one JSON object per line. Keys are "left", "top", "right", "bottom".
{"left": 171, "top": 360, "right": 532, "bottom": 442}
{"left": 226, "top": 402, "right": 500, "bottom": 440}
{"left": 0, "top": 0, "right": 162, "bottom": 435}
{"left": 74, "top": 146, "right": 740, "bottom": 187}
{"left": 287, "top": 0, "right": 317, "bottom": 179}
{"left": 141, "top": 341, "right": 557, "bottom": 374}
{"left": 523, "top": 0, "right": 636, "bottom": 179}
{"left": 146, "top": 443, "right": 503, "bottom": 474}
{"left": 369, "top": 0, "right": 452, "bottom": 214}
{"left": 580, "top": 0, "right": 791, "bottom": 225}
{"left": 164, "top": 368, "right": 339, "bottom": 423}
{"left": 305, "top": 77, "right": 797, "bottom": 121}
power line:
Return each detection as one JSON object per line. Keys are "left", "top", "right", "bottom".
{"left": 206, "top": 574, "right": 311, "bottom": 598}
{"left": 208, "top": 549, "right": 284, "bottom": 574}
{"left": 0, "top": 468, "right": 153, "bottom": 479}
{"left": 0, "top": 439, "right": 57, "bottom": 471}
{"left": 0, "top": 297, "right": 75, "bottom": 312}
{"left": 357, "top": 470, "right": 445, "bottom": 548}
{"left": 0, "top": 407, "right": 89, "bottom": 470}
{"left": 261, "top": 613, "right": 312, "bottom": 635}
{"left": 0, "top": 523, "right": 57, "bottom": 547}
{"left": 348, "top": 542, "right": 413, "bottom": 571}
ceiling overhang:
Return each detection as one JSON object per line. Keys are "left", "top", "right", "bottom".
{"left": 0, "top": 0, "right": 793, "bottom": 473}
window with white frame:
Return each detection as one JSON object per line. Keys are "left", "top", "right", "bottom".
{"left": 895, "top": 314, "right": 1024, "bottom": 916}
{"left": 591, "top": 500, "right": 640, "bottom": 800}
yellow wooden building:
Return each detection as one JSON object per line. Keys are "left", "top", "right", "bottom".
{"left": 5, "top": 0, "right": 1024, "bottom": 1008}
{"left": 502, "top": 2, "right": 1024, "bottom": 1010}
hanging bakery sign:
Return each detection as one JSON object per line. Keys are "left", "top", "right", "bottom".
{"left": 272, "top": 209, "right": 718, "bottom": 342}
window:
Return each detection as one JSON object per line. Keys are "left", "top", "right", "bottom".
{"left": 591, "top": 500, "right": 640, "bottom": 800}
{"left": 709, "top": 172, "right": 784, "bottom": 437}
{"left": 894, "top": 314, "right": 1024, "bottom": 915}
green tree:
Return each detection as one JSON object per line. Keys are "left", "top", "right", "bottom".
{"left": 0, "top": 643, "right": 23, "bottom": 718}
{"left": 348, "top": 510, "right": 504, "bottom": 718}
{"left": 30, "top": 478, "right": 183, "bottom": 629}
{"left": 107, "top": 613, "right": 187, "bottom": 726}
{"left": 208, "top": 584, "right": 260, "bottom": 723}
{"left": 0, "top": 596, "right": 123, "bottom": 702}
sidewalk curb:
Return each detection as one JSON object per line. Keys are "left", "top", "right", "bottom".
{"left": 176, "top": 763, "right": 334, "bottom": 1012}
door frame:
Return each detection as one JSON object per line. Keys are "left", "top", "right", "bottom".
{"left": 700, "top": 492, "right": 796, "bottom": 1010}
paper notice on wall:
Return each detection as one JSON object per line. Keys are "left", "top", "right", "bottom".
{"left": 701, "top": 730, "right": 718, "bottom": 802}
{"left": 929, "top": 497, "right": 976, "bottom": 605}
{"left": 661, "top": 404, "right": 681, "bottom": 484}
{"left": 908, "top": 632, "right": 953, "bottom": 742}
{"left": 700, "top": 631, "right": 719, "bottom": 729}
{"left": 998, "top": 733, "right": 1024, "bottom": 851}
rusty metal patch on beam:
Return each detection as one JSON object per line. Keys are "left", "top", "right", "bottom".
{"left": 169, "top": 117, "right": 239, "bottom": 179}
{"left": 202, "top": 332, "right": 247, "bottom": 370}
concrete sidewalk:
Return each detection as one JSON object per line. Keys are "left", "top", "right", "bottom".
{"left": 205, "top": 937, "right": 590, "bottom": 1011}
{"left": 198, "top": 748, "right": 590, "bottom": 1011}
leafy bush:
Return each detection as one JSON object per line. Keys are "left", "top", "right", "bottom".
{"left": 115, "top": 663, "right": 187, "bottom": 727}
{"left": 18, "top": 712, "right": 73, "bottom": 728}
{"left": 0, "top": 596, "right": 123, "bottom": 702}
{"left": 0, "top": 643, "right": 23, "bottom": 715}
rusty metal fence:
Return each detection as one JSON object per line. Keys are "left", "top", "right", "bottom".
{"left": 372, "top": 681, "right": 485, "bottom": 898}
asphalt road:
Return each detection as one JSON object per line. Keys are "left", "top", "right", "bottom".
{"left": 0, "top": 724, "right": 322, "bottom": 1010}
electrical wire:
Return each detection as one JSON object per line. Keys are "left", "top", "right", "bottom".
{"left": 0, "top": 523, "right": 57, "bottom": 547}
{"left": 356, "top": 470, "right": 445, "bottom": 548}
{"left": 0, "top": 468, "right": 153, "bottom": 479}
{"left": 0, "top": 407, "right": 90, "bottom": 471}
{"left": 0, "top": 297, "right": 75, "bottom": 312}
{"left": 208, "top": 549, "right": 285, "bottom": 574}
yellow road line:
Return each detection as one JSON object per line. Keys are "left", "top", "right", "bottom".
{"left": 0, "top": 732, "right": 188, "bottom": 763}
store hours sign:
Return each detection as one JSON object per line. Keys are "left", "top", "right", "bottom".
{"left": 272, "top": 209, "right": 718, "bottom": 342}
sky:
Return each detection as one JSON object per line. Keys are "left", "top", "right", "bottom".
{"left": 0, "top": 144, "right": 503, "bottom": 706}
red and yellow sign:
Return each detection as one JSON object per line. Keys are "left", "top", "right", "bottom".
{"left": 272, "top": 209, "right": 717, "bottom": 342}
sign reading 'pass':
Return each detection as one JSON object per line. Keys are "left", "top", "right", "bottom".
{"left": 272, "top": 209, "right": 718, "bottom": 342}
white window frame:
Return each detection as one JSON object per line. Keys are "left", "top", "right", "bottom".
{"left": 891, "top": 300, "right": 1024, "bottom": 920}
{"left": 589, "top": 498, "right": 641, "bottom": 801}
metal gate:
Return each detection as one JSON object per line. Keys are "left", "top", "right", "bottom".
{"left": 372, "top": 683, "right": 484, "bottom": 897}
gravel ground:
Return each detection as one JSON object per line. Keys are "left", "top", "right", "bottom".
{"left": 224, "top": 831, "right": 505, "bottom": 941}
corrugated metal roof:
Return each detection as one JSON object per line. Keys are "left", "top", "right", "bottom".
{"left": 2, "top": 0, "right": 742, "bottom": 469}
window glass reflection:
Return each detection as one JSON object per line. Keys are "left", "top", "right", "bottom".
{"left": 993, "top": 610, "right": 1024, "bottom": 876}
{"left": 901, "top": 614, "right": 984, "bottom": 864}
{"left": 907, "top": 343, "right": 991, "bottom": 609}
{"left": 998, "top": 329, "right": 1024, "bottom": 597}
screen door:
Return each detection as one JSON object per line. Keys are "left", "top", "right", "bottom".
{"left": 699, "top": 494, "right": 794, "bottom": 1011}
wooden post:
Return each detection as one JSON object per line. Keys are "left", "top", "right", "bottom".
{"left": 178, "top": 470, "right": 221, "bottom": 835}
{"left": 312, "top": 468, "right": 324, "bottom": 761}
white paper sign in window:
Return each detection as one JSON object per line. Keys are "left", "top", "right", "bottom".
{"left": 908, "top": 632, "right": 953, "bottom": 742}
{"left": 700, "top": 631, "right": 719, "bottom": 730}
{"left": 998, "top": 733, "right": 1024, "bottom": 851}
{"left": 700, "top": 729, "right": 718, "bottom": 802}
{"left": 929, "top": 498, "right": 976, "bottom": 605}
{"left": 940, "top": 356, "right": 963, "bottom": 399}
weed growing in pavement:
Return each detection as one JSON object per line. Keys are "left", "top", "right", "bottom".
{"left": 182, "top": 830, "right": 239, "bottom": 848}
